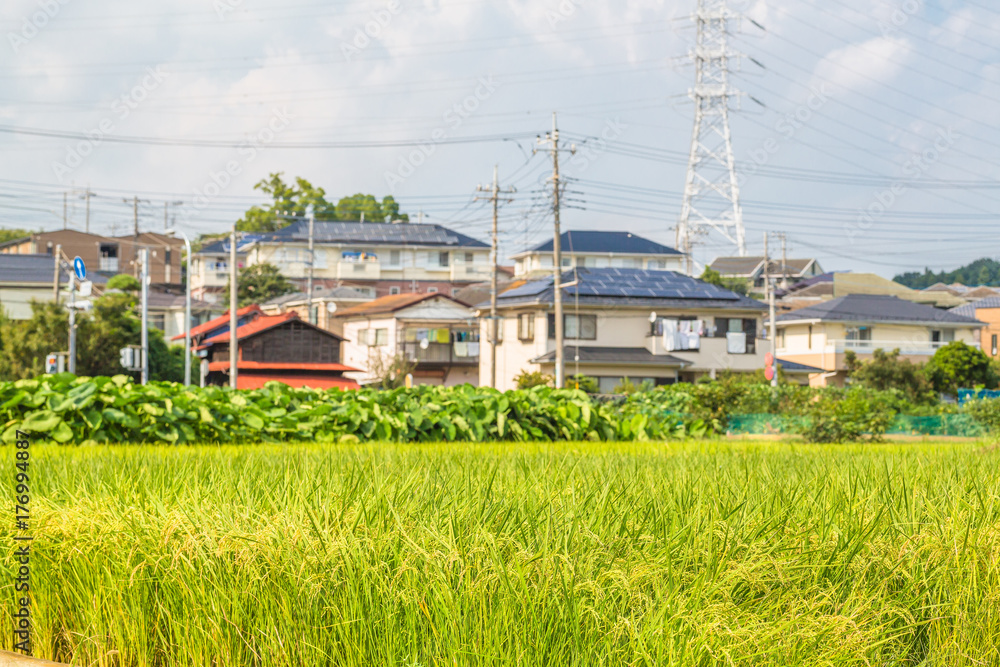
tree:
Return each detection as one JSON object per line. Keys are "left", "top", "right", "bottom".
{"left": 894, "top": 258, "right": 1000, "bottom": 289}
{"left": 222, "top": 263, "right": 296, "bottom": 308}
{"left": 106, "top": 274, "right": 141, "bottom": 292}
{"left": 844, "top": 348, "right": 934, "bottom": 404}
{"left": 234, "top": 173, "right": 409, "bottom": 232}
{"left": 699, "top": 267, "right": 749, "bottom": 296}
{"left": 566, "top": 374, "right": 599, "bottom": 393}
{"left": 0, "top": 302, "right": 68, "bottom": 379}
{"left": 514, "top": 370, "right": 553, "bottom": 389}
{"left": 0, "top": 229, "right": 29, "bottom": 244}
{"left": 925, "top": 341, "right": 999, "bottom": 396}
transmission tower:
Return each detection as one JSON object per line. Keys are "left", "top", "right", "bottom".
{"left": 676, "top": 0, "right": 747, "bottom": 273}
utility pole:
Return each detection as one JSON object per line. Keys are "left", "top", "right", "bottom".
{"left": 163, "top": 200, "right": 183, "bottom": 232}
{"left": 778, "top": 232, "right": 788, "bottom": 289}
{"left": 229, "top": 224, "right": 239, "bottom": 389}
{"left": 537, "top": 112, "right": 575, "bottom": 389}
{"left": 52, "top": 244, "right": 62, "bottom": 303}
{"left": 475, "top": 165, "right": 516, "bottom": 389}
{"left": 140, "top": 248, "right": 150, "bottom": 385}
{"left": 306, "top": 206, "right": 316, "bottom": 325}
{"left": 68, "top": 264, "right": 76, "bottom": 375}
{"left": 765, "top": 233, "right": 777, "bottom": 388}
{"left": 676, "top": 0, "right": 747, "bottom": 268}
{"left": 82, "top": 189, "right": 92, "bottom": 234}
{"left": 63, "top": 192, "right": 68, "bottom": 230}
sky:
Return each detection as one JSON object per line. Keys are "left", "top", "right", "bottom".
{"left": 1, "top": 0, "right": 999, "bottom": 278}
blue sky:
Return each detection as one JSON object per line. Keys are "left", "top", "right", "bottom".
{"left": 1, "top": 0, "right": 998, "bottom": 277}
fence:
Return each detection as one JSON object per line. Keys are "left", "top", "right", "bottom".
{"left": 727, "top": 413, "right": 987, "bottom": 438}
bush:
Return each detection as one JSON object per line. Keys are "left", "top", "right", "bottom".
{"left": 796, "top": 388, "right": 898, "bottom": 443}
{"left": 926, "top": 341, "right": 998, "bottom": 396}
{"left": 566, "top": 374, "right": 599, "bottom": 393}
{"left": 515, "top": 370, "right": 553, "bottom": 389}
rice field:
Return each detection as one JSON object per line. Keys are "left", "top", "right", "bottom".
{"left": 3, "top": 441, "right": 1000, "bottom": 666}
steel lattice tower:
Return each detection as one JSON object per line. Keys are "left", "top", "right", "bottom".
{"left": 676, "top": 0, "right": 746, "bottom": 272}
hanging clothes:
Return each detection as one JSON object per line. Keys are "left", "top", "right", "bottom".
{"left": 454, "top": 341, "right": 469, "bottom": 357}
{"left": 436, "top": 329, "right": 451, "bottom": 344}
{"left": 662, "top": 319, "right": 679, "bottom": 352}
{"left": 416, "top": 329, "right": 429, "bottom": 342}
{"left": 468, "top": 342, "right": 480, "bottom": 357}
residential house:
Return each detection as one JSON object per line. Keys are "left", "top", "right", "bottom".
{"left": 335, "top": 293, "right": 480, "bottom": 387}
{"left": 951, "top": 297, "right": 1000, "bottom": 359}
{"left": 189, "top": 309, "right": 359, "bottom": 390}
{"left": 171, "top": 304, "right": 264, "bottom": 349}
{"left": 260, "top": 286, "right": 372, "bottom": 336}
{"left": 0, "top": 253, "right": 73, "bottom": 319}
{"left": 0, "top": 230, "right": 184, "bottom": 285}
{"left": 778, "top": 272, "right": 967, "bottom": 311}
{"left": 709, "top": 256, "right": 823, "bottom": 289}
{"left": 145, "top": 288, "right": 224, "bottom": 341}
{"left": 191, "top": 221, "right": 493, "bottom": 301}
{"left": 775, "top": 294, "right": 984, "bottom": 387}
{"left": 511, "top": 231, "right": 685, "bottom": 279}
{"left": 479, "top": 267, "right": 778, "bottom": 392}
{"left": 189, "top": 235, "right": 261, "bottom": 304}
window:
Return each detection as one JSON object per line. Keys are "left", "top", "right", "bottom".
{"left": 389, "top": 286, "right": 401, "bottom": 295}
{"left": 99, "top": 243, "right": 120, "bottom": 272}
{"left": 561, "top": 256, "right": 572, "bottom": 267}
{"left": 464, "top": 252, "right": 474, "bottom": 263}
{"left": 439, "top": 252, "right": 450, "bottom": 267}
{"left": 150, "top": 314, "right": 166, "bottom": 331}
{"left": 518, "top": 313, "right": 535, "bottom": 341}
{"left": 389, "top": 250, "right": 402, "bottom": 266}
{"left": 777, "top": 329, "right": 786, "bottom": 348}
{"left": 931, "top": 329, "right": 955, "bottom": 344}
{"left": 993, "top": 334, "right": 998, "bottom": 356}
{"left": 165, "top": 249, "right": 172, "bottom": 264}
{"left": 359, "top": 328, "right": 389, "bottom": 347}
{"left": 548, "top": 314, "right": 597, "bottom": 340}
{"left": 375, "top": 328, "right": 388, "bottom": 346}
{"left": 427, "top": 287, "right": 439, "bottom": 293}
{"left": 652, "top": 317, "right": 703, "bottom": 351}
{"left": 714, "top": 317, "right": 757, "bottom": 354}
{"left": 648, "top": 259, "right": 667, "bottom": 270}
{"left": 846, "top": 326, "right": 872, "bottom": 342}
{"left": 808, "top": 325, "right": 813, "bottom": 349}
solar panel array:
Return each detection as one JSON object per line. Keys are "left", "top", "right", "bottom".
{"left": 496, "top": 275, "right": 555, "bottom": 300}
{"left": 568, "top": 268, "right": 741, "bottom": 301}
{"left": 270, "top": 221, "right": 487, "bottom": 247}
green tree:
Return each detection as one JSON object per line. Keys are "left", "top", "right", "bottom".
{"left": 106, "top": 274, "right": 141, "bottom": 292}
{"left": 0, "top": 229, "right": 29, "bottom": 244}
{"left": 844, "top": 348, "right": 934, "bottom": 404}
{"left": 925, "top": 341, "right": 999, "bottom": 396}
{"left": 334, "top": 194, "right": 408, "bottom": 223}
{"left": 514, "top": 369, "right": 553, "bottom": 389}
{"left": 699, "top": 267, "right": 749, "bottom": 296}
{"left": 0, "top": 302, "right": 68, "bottom": 379}
{"left": 566, "top": 374, "right": 599, "bottom": 393}
{"left": 223, "top": 263, "right": 296, "bottom": 308}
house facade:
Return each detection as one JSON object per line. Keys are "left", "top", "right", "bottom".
{"left": 260, "top": 286, "right": 372, "bottom": 336}
{"left": 335, "top": 293, "right": 480, "bottom": 387}
{"left": 951, "top": 297, "right": 1000, "bottom": 359}
{"left": 710, "top": 256, "right": 823, "bottom": 289}
{"left": 776, "top": 294, "right": 984, "bottom": 386}
{"left": 479, "top": 268, "right": 772, "bottom": 392}
{"left": 189, "top": 235, "right": 260, "bottom": 304}
{"left": 0, "top": 230, "right": 184, "bottom": 285}
{"left": 511, "top": 230, "right": 685, "bottom": 279}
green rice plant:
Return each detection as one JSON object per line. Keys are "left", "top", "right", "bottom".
{"left": 0, "top": 442, "right": 998, "bottom": 665}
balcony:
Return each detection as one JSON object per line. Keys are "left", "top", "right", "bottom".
{"left": 399, "top": 341, "right": 480, "bottom": 365}
{"left": 825, "top": 339, "right": 977, "bottom": 356}
{"left": 450, "top": 264, "right": 493, "bottom": 281}
{"left": 337, "top": 261, "right": 381, "bottom": 280}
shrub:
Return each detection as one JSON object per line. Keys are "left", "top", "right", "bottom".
{"left": 796, "top": 388, "right": 898, "bottom": 443}
{"left": 926, "top": 341, "right": 998, "bottom": 396}
{"left": 566, "top": 374, "right": 599, "bottom": 393}
{"left": 515, "top": 370, "right": 553, "bottom": 389}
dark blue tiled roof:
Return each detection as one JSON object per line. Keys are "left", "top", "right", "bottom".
{"left": 779, "top": 294, "right": 982, "bottom": 325}
{"left": 521, "top": 231, "right": 681, "bottom": 256}
{"left": 264, "top": 220, "right": 488, "bottom": 248}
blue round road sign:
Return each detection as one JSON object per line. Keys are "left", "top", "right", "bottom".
{"left": 73, "top": 256, "right": 86, "bottom": 280}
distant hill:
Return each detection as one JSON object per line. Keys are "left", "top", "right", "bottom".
{"left": 894, "top": 258, "right": 1000, "bottom": 289}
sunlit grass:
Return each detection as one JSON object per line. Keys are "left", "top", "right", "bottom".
{"left": 3, "top": 441, "right": 1000, "bottom": 666}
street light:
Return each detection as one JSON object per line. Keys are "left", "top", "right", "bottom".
{"left": 165, "top": 227, "right": 192, "bottom": 386}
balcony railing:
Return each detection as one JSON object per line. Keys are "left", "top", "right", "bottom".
{"left": 399, "top": 341, "right": 479, "bottom": 364}
{"left": 451, "top": 264, "right": 492, "bottom": 281}
{"left": 337, "top": 261, "right": 381, "bottom": 280}
{"left": 99, "top": 257, "right": 119, "bottom": 272}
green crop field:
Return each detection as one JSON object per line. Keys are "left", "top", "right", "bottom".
{"left": 3, "top": 441, "right": 1000, "bottom": 666}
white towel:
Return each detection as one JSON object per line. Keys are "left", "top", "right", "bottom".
{"left": 454, "top": 342, "right": 469, "bottom": 357}
{"left": 726, "top": 332, "right": 747, "bottom": 354}
{"left": 468, "top": 342, "right": 480, "bottom": 357}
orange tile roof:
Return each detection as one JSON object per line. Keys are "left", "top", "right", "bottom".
{"left": 171, "top": 304, "right": 262, "bottom": 340}
{"left": 204, "top": 311, "right": 298, "bottom": 345}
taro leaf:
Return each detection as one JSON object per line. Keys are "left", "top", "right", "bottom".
{"left": 51, "top": 421, "right": 74, "bottom": 443}
{"left": 245, "top": 413, "right": 264, "bottom": 430}
{"left": 21, "top": 410, "right": 62, "bottom": 432}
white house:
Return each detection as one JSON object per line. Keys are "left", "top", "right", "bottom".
{"left": 511, "top": 230, "right": 686, "bottom": 279}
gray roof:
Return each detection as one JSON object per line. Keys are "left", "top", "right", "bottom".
{"left": 531, "top": 346, "right": 691, "bottom": 367}
{"left": 516, "top": 231, "right": 682, "bottom": 257}
{"left": 263, "top": 220, "right": 488, "bottom": 248}
{"left": 0, "top": 254, "right": 67, "bottom": 285}
{"left": 951, "top": 296, "right": 1000, "bottom": 318}
{"left": 778, "top": 359, "right": 825, "bottom": 374}
{"left": 493, "top": 268, "right": 766, "bottom": 311}
{"left": 196, "top": 234, "right": 266, "bottom": 256}
{"left": 710, "top": 256, "right": 816, "bottom": 277}
{"left": 779, "top": 294, "right": 983, "bottom": 325}
{"left": 145, "top": 290, "right": 219, "bottom": 311}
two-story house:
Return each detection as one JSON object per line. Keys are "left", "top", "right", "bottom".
{"left": 335, "top": 293, "right": 480, "bottom": 387}
{"left": 190, "top": 234, "right": 263, "bottom": 304}
{"left": 710, "top": 256, "right": 824, "bottom": 289}
{"left": 775, "top": 294, "right": 984, "bottom": 386}
{"left": 511, "top": 230, "right": 685, "bottom": 279}
{"left": 479, "top": 267, "right": 773, "bottom": 392}
{"left": 231, "top": 220, "right": 493, "bottom": 299}
{"left": 0, "top": 230, "right": 184, "bottom": 285}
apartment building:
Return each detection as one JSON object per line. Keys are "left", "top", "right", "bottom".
{"left": 511, "top": 230, "right": 685, "bottom": 279}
